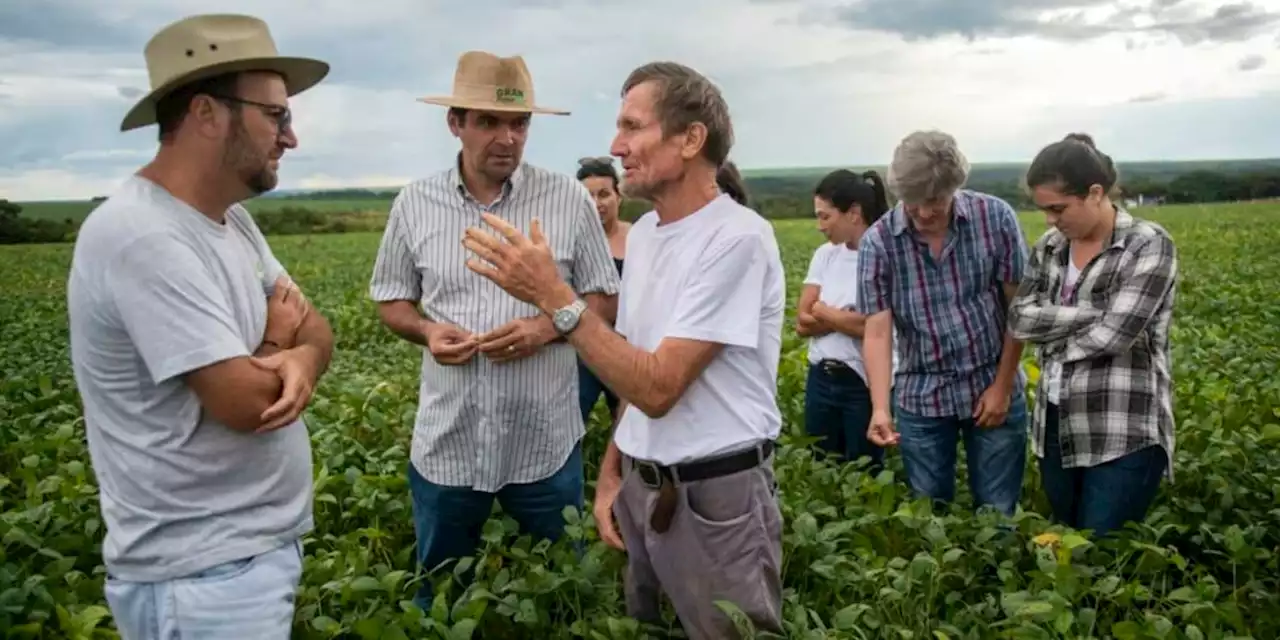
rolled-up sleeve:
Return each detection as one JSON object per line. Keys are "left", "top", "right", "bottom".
{"left": 856, "top": 227, "right": 892, "bottom": 316}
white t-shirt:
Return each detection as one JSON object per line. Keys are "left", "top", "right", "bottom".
{"left": 1043, "top": 257, "right": 1082, "bottom": 404}
{"left": 803, "top": 242, "right": 898, "bottom": 383}
{"left": 612, "top": 194, "right": 786, "bottom": 465}
{"left": 66, "top": 175, "right": 313, "bottom": 582}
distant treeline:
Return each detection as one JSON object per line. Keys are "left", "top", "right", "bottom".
{"left": 4, "top": 165, "right": 1279, "bottom": 244}
{"left": 701, "top": 165, "right": 1280, "bottom": 220}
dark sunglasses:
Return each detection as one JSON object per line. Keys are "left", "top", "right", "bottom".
{"left": 208, "top": 94, "right": 292, "bottom": 132}
{"left": 577, "top": 156, "right": 614, "bottom": 168}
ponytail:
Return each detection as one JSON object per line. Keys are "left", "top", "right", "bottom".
{"left": 860, "top": 170, "right": 890, "bottom": 224}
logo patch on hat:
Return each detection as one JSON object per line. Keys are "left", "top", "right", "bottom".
{"left": 495, "top": 87, "right": 526, "bottom": 105}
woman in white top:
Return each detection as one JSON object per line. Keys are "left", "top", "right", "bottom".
{"left": 796, "top": 168, "right": 893, "bottom": 471}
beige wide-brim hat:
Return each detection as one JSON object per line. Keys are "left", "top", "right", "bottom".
{"left": 418, "top": 51, "right": 569, "bottom": 116}
{"left": 121, "top": 13, "right": 330, "bottom": 132}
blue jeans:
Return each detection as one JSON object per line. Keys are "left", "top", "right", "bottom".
{"left": 1039, "top": 403, "right": 1167, "bottom": 537}
{"left": 803, "top": 362, "right": 883, "bottom": 471}
{"left": 895, "top": 390, "right": 1029, "bottom": 515}
{"left": 578, "top": 358, "right": 619, "bottom": 423}
{"left": 408, "top": 441, "right": 584, "bottom": 608}
{"left": 104, "top": 539, "right": 303, "bottom": 639}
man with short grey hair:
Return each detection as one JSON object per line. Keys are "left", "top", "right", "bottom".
{"left": 858, "top": 130, "right": 1032, "bottom": 516}
{"left": 368, "top": 50, "right": 620, "bottom": 607}
{"left": 460, "top": 60, "right": 786, "bottom": 640}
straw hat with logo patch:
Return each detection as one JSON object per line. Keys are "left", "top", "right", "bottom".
{"left": 121, "top": 13, "right": 330, "bottom": 132}
{"left": 418, "top": 51, "right": 570, "bottom": 116}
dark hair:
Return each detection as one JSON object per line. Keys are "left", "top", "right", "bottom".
{"left": 1024, "top": 133, "right": 1119, "bottom": 198}
{"left": 717, "top": 160, "right": 750, "bottom": 206}
{"left": 154, "top": 71, "right": 243, "bottom": 141}
{"left": 576, "top": 156, "right": 620, "bottom": 194}
{"left": 813, "top": 169, "right": 890, "bottom": 226}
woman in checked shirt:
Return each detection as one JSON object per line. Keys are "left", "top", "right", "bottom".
{"left": 1009, "top": 133, "right": 1178, "bottom": 537}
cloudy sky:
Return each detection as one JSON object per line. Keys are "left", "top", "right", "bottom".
{"left": 2, "top": 0, "right": 1279, "bottom": 201}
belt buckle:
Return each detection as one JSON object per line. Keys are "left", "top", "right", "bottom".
{"left": 821, "top": 360, "right": 842, "bottom": 374}
{"left": 635, "top": 460, "right": 664, "bottom": 489}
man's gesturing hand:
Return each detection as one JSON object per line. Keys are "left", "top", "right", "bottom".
{"left": 463, "top": 213, "right": 573, "bottom": 313}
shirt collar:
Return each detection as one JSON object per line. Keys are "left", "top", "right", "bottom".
{"left": 1044, "top": 206, "right": 1135, "bottom": 254}
{"left": 449, "top": 152, "right": 527, "bottom": 204}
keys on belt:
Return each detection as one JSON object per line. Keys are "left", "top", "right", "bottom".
{"left": 628, "top": 441, "right": 774, "bottom": 533}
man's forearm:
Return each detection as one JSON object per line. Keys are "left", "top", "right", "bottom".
{"left": 863, "top": 314, "right": 894, "bottom": 413}
{"left": 293, "top": 310, "right": 335, "bottom": 378}
{"left": 598, "top": 400, "right": 628, "bottom": 480}
{"left": 565, "top": 312, "right": 668, "bottom": 415}
{"left": 993, "top": 330, "right": 1024, "bottom": 390}
{"left": 377, "top": 301, "right": 434, "bottom": 347}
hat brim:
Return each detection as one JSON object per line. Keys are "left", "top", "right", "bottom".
{"left": 417, "top": 96, "right": 570, "bottom": 116}
{"left": 120, "top": 56, "right": 331, "bottom": 132}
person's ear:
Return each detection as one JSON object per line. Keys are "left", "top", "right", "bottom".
{"left": 680, "top": 122, "right": 707, "bottom": 160}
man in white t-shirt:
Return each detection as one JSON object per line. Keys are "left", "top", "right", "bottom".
{"left": 461, "top": 62, "right": 786, "bottom": 640}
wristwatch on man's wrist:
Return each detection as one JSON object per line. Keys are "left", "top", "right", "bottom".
{"left": 551, "top": 298, "right": 588, "bottom": 335}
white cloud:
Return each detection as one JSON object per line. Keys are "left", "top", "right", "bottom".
{"left": 2, "top": 0, "right": 1279, "bottom": 200}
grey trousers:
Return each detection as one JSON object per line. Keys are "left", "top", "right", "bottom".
{"left": 614, "top": 451, "right": 784, "bottom": 639}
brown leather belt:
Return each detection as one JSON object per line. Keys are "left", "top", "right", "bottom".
{"left": 628, "top": 441, "right": 774, "bottom": 533}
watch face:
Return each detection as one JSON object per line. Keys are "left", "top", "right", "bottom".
{"left": 554, "top": 309, "right": 574, "bottom": 331}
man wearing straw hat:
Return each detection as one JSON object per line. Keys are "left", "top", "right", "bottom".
{"left": 368, "top": 51, "right": 620, "bottom": 605}
{"left": 66, "top": 13, "right": 332, "bottom": 638}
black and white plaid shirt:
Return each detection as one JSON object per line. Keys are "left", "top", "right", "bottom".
{"left": 1009, "top": 207, "right": 1178, "bottom": 480}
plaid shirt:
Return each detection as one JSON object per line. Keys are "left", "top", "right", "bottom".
{"left": 856, "top": 189, "right": 1030, "bottom": 418}
{"left": 1008, "top": 207, "right": 1177, "bottom": 480}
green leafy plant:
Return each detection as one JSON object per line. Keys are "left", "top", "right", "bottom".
{"left": 2, "top": 201, "right": 1278, "bottom": 639}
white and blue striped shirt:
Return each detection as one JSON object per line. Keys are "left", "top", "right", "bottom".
{"left": 369, "top": 160, "right": 621, "bottom": 492}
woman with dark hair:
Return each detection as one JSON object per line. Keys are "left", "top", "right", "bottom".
{"left": 1009, "top": 133, "right": 1178, "bottom": 537}
{"left": 796, "top": 168, "right": 894, "bottom": 470}
{"left": 717, "top": 160, "right": 751, "bottom": 206}
{"left": 574, "top": 156, "right": 630, "bottom": 424}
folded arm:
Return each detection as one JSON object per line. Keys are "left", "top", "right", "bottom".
{"left": 813, "top": 304, "right": 866, "bottom": 339}
{"left": 109, "top": 239, "right": 331, "bottom": 433}
{"left": 1059, "top": 233, "right": 1177, "bottom": 363}
{"left": 794, "top": 284, "right": 833, "bottom": 337}
{"left": 1008, "top": 260, "right": 1105, "bottom": 344}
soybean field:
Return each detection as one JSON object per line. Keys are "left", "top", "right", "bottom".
{"left": 2, "top": 202, "right": 1279, "bottom": 639}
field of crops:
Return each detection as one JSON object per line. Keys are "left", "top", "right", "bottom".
{"left": 14, "top": 197, "right": 396, "bottom": 223}
{"left": 2, "top": 201, "right": 1279, "bottom": 639}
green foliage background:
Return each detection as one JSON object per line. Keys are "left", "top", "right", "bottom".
{"left": 2, "top": 201, "right": 1279, "bottom": 638}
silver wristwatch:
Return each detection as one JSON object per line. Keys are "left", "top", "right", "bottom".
{"left": 551, "top": 298, "right": 588, "bottom": 335}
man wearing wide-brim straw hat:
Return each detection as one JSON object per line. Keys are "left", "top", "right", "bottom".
{"left": 67, "top": 13, "right": 334, "bottom": 639}
{"left": 368, "top": 50, "right": 620, "bottom": 608}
